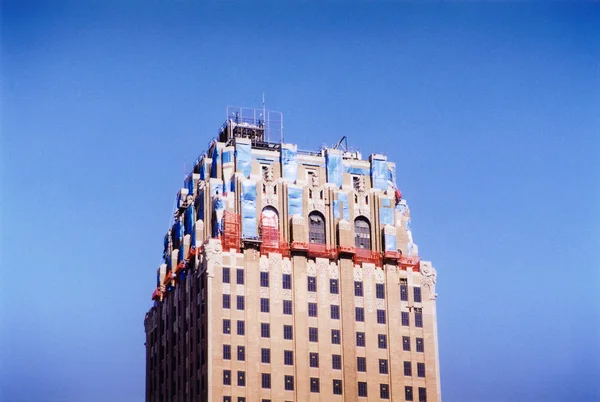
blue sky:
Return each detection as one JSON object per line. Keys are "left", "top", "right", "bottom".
{"left": 1, "top": 1, "right": 599, "bottom": 401}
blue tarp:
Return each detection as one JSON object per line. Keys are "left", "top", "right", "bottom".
{"left": 388, "top": 162, "right": 396, "bottom": 188}
{"left": 371, "top": 157, "right": 388, "bottom": 190}
{"left": 333, "top": 192, "right": 350, "bottom": 220}
{"left": 222, "top": 149, "right": 233, "bottom": 164}
{"left": 241, "top": 181, "right": 257, "bottom": 238}
{"left": 198, "top": 159, "right": 209, "bottom": 180}
{"left": 197, "top": 190, "right": 204, "bottom": 220}
{"left": 380, "top": 206, "right": 394, "bottom": 225}
{"left": 344, "top": 165, "right": 370, "bottom": 176}
{"left": 384, "top": 230, "right": 397, "bottom": 252}
{"left": 212, "top": 195, "right": 225, "bottom": 238}
{"left": 235, "top": 141, "right": 252, "bottom": 178}
{"left": 326, "top": 151, "right": 343, "bottom": 188}
{"left": 281, "top": 144, "right": 298, "bottom": 181}
{"left": 288, "top": 186, "right": 303, "bottom": 216}
{"left": 211, "top": 147, "right": 220, "bottom": 178}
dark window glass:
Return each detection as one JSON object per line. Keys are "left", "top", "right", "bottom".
{"left": 310, "top": 352, "right": 319, "bottom": 368}
{"left": 237, "top": 295, "right": 245, "bottom": 310}
{"left": 332, "top": 354, "right": 342, "bottom": 370}
{"left": 308, "top": 302, "right": 318, "bottom": 317}
{"left": 309, "top": 327, "right": 319, "bottom": 342}
{"left": 400, "top": 279, "right": 408, "bottom": 301}
{"left": 236, "top": 269, "right": 244, "bottom": 285}
{"left": 260, "top": 272, "right": 269, "bottom": 287}
{"left": 358, "top": 381, "right": 368, "bottom": 397}
{"left": 354, "top": 281, "right": 363, "bottom": 296}
{"left": 357, "top": 356, "right": 367, "bottom": 372}
{"left": 356, "top": 332, "right": 365, "bottom": 347}
{"left": 261, "top": 323, "right": 270, "bottom": 338}
{"left": 284, "top": 350, "right": 294, "bottom": 366}
{"left": 260, "top": 298, "right": 270, "bottom": 313}
{"left": 355, "top": 307, "right": 365, "bottom": 322}
{"left": 224, "top": 397, "right": 231, "bottom": 402}
{"left": 283, "top": 300, "right": 292, "bottom": 315}
{"left": 378, "top": 334, "right": 387, "bottom": 349}
{"left": 282, "top": 274, "right": 292, "bottom": 290}
{"left": 261, "top": 348, "right": 270, "bottom": 364}
{"left": 414, "top": 287, "right": 422, "bottom": 303}
{"left": 380, "top": 384, "right": 390, "bottom": 399}
{"left": 284, "top": 375, "right": 294, "bottom": 391}
{"left": 417, "top": 362, "right": 426, "bottom": 378}
{"left": 401, "top": 311, "right": 409, "bottom": 326}
{"left": 223, "top": 370, "right": 231, "bottom": 385}
{"left": 404, "top": 361, "right": 412, "bottom": 376}
{"left": 333, "top": 379, "right": 343, "bottom": 395}
{"left": 405, "top": 386, "right": 414, "bottom": 401}
{"left": 330, "top": 305, "right": 340, "bottom": 319}
{"left": 237, "top": 346, "right": 245, "bottom": 361}
{"left": 237, "top": 371, "right": 245, "bottom": 387}
{"left": 379, "top": 359, "right": 388, "bottom": 374}
{"left": 308, "top": 212, "right": 326, "bottom": 244}
{"left": 238, "top": 398, "right": 245, "bottom": 402}
{"left": 261, "top": 373, "right": 271, "bottom": 389}
{"left": 223, "top": 345, "right": 231, "bottom": 360}
{"left": 331, "top": 329, "right": 341, "bottom": 344}
{"left": 418, "top": 387, "right": 427, "bottom": 402}
{"left": 237, "top": 320, "right": 245, "bottom": 336}
{"left": 330, "top": 279, "right": 339, "bottom": 294}
{"left": 416, "top": 337, "right": 425, "bottom": 352}
{"left": 354, "top": 217, "right": 371, "bottom": 249}
{"left": 310, "top": 377, "right": 320, "bottom": 393}
{"left": 223, "top": 319, "right": 231, "bottom": 334}
{"left": 415, "top": 308, "right": 423, "bottom": 328}
{"left": 377, "top": 309, "right": 386, "bottom": 324}
{"left": 308, "top": 276, "right": 317, "bottom": 292}
{"left": 376, "top": 283, "right": 385, "bottom": 299}
{"left": 283, "top": 325, "right": 293, "bottom": 340}
{"left": 223, "top": 267, "right": 230, "bottom": 283}
{"left": 402, "top": 336, "right": 411, "bottom": 351}
{"left": 223, "top": 294, "right": 231, "bottom": 309}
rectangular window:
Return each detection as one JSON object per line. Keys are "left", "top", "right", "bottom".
{"left": 261, "top": 348, "right": 270, "bottom": 364}
{"left": 236, "top": 295, "right": 245, "bottom": 310}
{"left": 330, "top": 305, "right": 340, "bottom": 319}
{"left": 355, "top": 307, "right": 365, "bottom": 322}
{"left": 260, "top": 298, "right": 270, "bottom": 313}
{"left": 401, "top": 311, "right": 409, "bottom": 326}
{"left": 283, "top": 300, "right": 293, "bottom": 315}
{"left": 283, "top": 325, "right": 293, "bottom": 340}
{"left": 260, "top": 272, "right": 269, "bottom": 287}
{"left": 310, "top": 352, "right": 319, "bottom": 368}
{"left": 237, "top": 346, "right": 245, "bottom": 361}
{"left": 415, "top": 308, "right": 423, "bottom": 328}
{"left": 330, "top": 279, "right": 339, "bottom": 294}
{"left": 261, "top": 323, "right": 270, "bottom": 338}
{"left": 237, "top": 371, "right": 245, "bottom": 387}
{"left": 223, "top": 370, "right": 231, "bottom": 385}
{"left": 357, "top": 356, "right": 366, "bottom": 372}
{"left": 379, "top": 359, "right": 389, "bottom": 374}
{"left": 376, "top": 283, "right": 385, "bottom": 299}
{"left": 333, "top": 379, "right": 343, "bottom": 395}
{"left": 405, "top": 386, "right": 414, "bottom": 401}
{"left": 223, "top": 397, "right": 231, "bottom": 402}
{"left": 310, "top": 377, "right": 320, "bottom": 393}
{"left": 331, "top": 329, "right": 341, "bottom": 344}
{"left": 402, "top": 336, "right": 411, "bottom": 351}
{"left": 284, "top": 350, "right": 294, "bottom": 366}
{"left": 380, "top": 384, "right": 390, "bottom": 399}
{"left": 282, "top": 273, "right": 292, "bottom": 290}
{"left": 404, "top": 361, "right": 412, "bottom": 376}
{"left": 308, "top": 276, "right": 317, "bottom": 292}
{"left": 332, "top": 354, "right": 341, "bottom": 370}
{"left": 378, "top": 334, "right": 387, "bottom": 349}
{"left": 418, "top": 387, "right": 427, "bottom": 402}
{"left": 377, "top": 309, "right": 386, "bottom": 324}
{"left": 416, "top": 337, "right": 425, "bottom": 352}
{"left": 358, "top": 381, "right": 368, "bottom": 397}
{"left": 309, "top": 327, "right": 319, "bottom": 342}
{"left": 223, "top": 294, "right": 231, "bottom": 309}
{"left": 356, "top": 331, "right": 365, "bottom": 347}
{"left": 354, "top": 281, "right": 363, "bottom": 296}
{"left": 223, "top": 319, "right": 231, "bottom": 334}
{"left": 417, "top": 362, "right": 426, "bottom": 378}
{"left": 284, "top": 375, "right": 294, "bottom": 391}
{"left": 414, "top": 286, "right": 422, "bottom": 303}
{"left": 223, "top": 344, "right": 231, "bottom": 360}
{"left": 236, "top": 269, "right": 244, "bottom": 285}
{"left": 223, "top": 267, "right": 230, "bottom": 283}
{"left": 261, "top": 373, "right": 271, "bottom": 389}
{"left": 238, "top": 398, "right": 245, "bottom": 402}
{"left": 237, "top": 320, "right": 245, "bottom": 336}
{"left": 308, "top": 302, "right": 318, "bottom": 317}
{"left": 400, "top": 279, "right": 408, "bottom": 301}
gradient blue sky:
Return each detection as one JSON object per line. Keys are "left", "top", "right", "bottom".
{"left": 1, "top": 1, "right": 599, "bottom": 401}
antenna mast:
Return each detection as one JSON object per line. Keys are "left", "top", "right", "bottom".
{"left": 262, "top": 93, "right": 267, "bottom": 142}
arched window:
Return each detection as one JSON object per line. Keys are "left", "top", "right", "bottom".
{"left": 354, "top": 217, "right": 371, "bottom": 249}
{"left": 308, "top": 211, "right": 326, "bottom": 244}
{"left": 260, "top": 207, "right": 279, "bottom": 246}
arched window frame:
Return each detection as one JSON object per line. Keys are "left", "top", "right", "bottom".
{"left": 308, "top": 211, "right": 326, "bottom": 244}
{"left": 354, "top": 216, "right": 371, "bottom": 249}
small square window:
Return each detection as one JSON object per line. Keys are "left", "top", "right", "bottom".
{"left": 260, "top": 272, "right": 269, "bottom": 287}
{"left": 237, "top": 346, "right": 245, "bottom": 361}
{"left": 236, "top": 295, "right": 245, "bottom": 311}
{"left": 236, "top": 269, "right": 244, "bottom": 285}
{"left": 355, "top": 307, "right": 365, "bottom": 322}
{"left": 418, "top": 387, "right": 427, "bottom": 402}
{"left": 283, "top": 325, "right": 293, "bottom": 340}
{"left": 310, "top": 352, "right": 319, "bottom": 368}
{"left": 330, "top": 279, "right": 339, "bottom": 294}
{"left": 330, "top": 305, "right": 340, "bottom": 319}
{"left": 261, "top": 348, "right": 270, "bottom": 364}
{"left": 357, "top": 356, "right": 366, "bottom": 372}
{"left": 404, "top": 361, "right": 412, "bottom": 376}
{"left": 223, "top": 319, "right": 231, "bottom": 334}
{"left": 223, "top": 344, "right": 231, "bottom": 360}
{"left": 284, "top": 350, "right": 294, "bottom": 366}
{"left": 378, "top": 334, "right": 387, "bottom": 349}
{"left": 405, "top": 386, "right": 414, "bottom": 401}
{"left": 354, "top": 281, "right": 363, "bottom": 297}
{"left": 261, "top": 323, "right": 270, "bottom": 338}
{"left": 417, "top": 362, "right": 426, "bottom": 378}
{"left": 402, "top": 336, "right": 411, "bottom": 351}
{"left": 308, "top": 276, "right": 317, "bottom": 292}
{"left": 376, "top": 283, "right": 385, "bottom": 299}
{"left": 331, "top": 329, "right": 340, "bottom": 344}
{"left": 308, "top": 302, "right": 318, "bottom": 317}
{"left": 223, "top": 369, "right": 231, "bottom": 385}
{"left": 379, "top": 359, "right": 388, "bottom": 374}
{"left": 377, "top": 309, "right": 386, "bottom": 324}
{"left": 223, "top": 267, "right": 230, "bottom": 284}
{"left": 261, "top": 373, "right": 271, "bottom": 389}
{"left": 333, "top": 379, "right": 343, "bottom": 395}
{"left": 237, "top": 371, "right": 245, "bottom": 387}
{"left": 401, "top": 311, "right": 409, "bottom": 326}
{"left": 282, "top": 273, "right": 292, "bottom": 290}
{"left": 380, "top": 384, "right": 390, "bottom": 399}
{"left": 260, "top": 298, "right": 270, "bottom": 313}
{"left": 356, "top": 331, "right": 365, "bottom": 347}
{"left": 283, "top": 300, "right": 293, "bottom": 315}
{"left": 310, "top": 377, "right": 320, "bottom": 393}
{"left": 223, "top": 294, "right": 231, "bottom": 309}
{"left": 414, "top": 287, "right": 422, "bottom": 303}
{"left": 284, "top": 375, "right": 294, "bottom": 391}
{"left": 237, "top": 320, "right": 245, "bottom": 336}
{"left": 358, "top": 381, "right": 368, "bottom": 397}
{"left": 416, "top": 337, "right": 425, "bottom": 352}
{"left": 332, "top": 354, "right": 341, "bottom": 370}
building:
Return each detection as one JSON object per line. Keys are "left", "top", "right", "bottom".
{"left": 144, "top": 107, "right": 441, "bottom": 402}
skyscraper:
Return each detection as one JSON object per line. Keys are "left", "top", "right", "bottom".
{"left": 144, "top": 107, "right": 441, "bottom": 402}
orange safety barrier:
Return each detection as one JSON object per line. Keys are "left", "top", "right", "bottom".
{"left": 338, "top": 245, "right": 356, "bottom": 255}
{"left": 398, "top": 255, "right": 420, "bottom": 270}
{"left": 307, "top": 243, "right": 338, "bottom": 260}
{"left": 152, "top": 288, "right": 162, "bottom": 301}
{"left": 187, "top": 245, "right": 202, "bottom": 260}
{"left": 290, "top": 241, "right": 309, "bottom": 251}
{"left": 383, "top": 250, "right": 401, "bottom": 260}
{"left": 354, "top": 248, "right": 382, "bottom": 266}
{"left": 174, "top": 260, "right": 186, "bottom": 275}
{"left": 222, "top": 211, "right": 241, "bottom": 252}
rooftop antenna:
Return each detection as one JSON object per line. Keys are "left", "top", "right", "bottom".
{"left": 262, "top": 93, "right": 267, "bottom": 142}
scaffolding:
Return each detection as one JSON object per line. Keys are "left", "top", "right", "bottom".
{"left": 354, "top": 248, "right": 382, "bottom": 267}
{"left": 222, "top": 211, "right": 241, "bottom": 252}
{"left": 307, "top": 243, "right": 338, "bottom": 260}
{"left": 259, "top": 215, "right": 290, "bottom": 257}
{"left": 398, "top": 255, "right": 421, "bottom": 271}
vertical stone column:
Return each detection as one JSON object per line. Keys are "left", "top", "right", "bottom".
{"left": 339, "top": 257, "right": 357, "bottom": 400}
{"left": 204, "top": 239, "right": 223, "bottom": 402}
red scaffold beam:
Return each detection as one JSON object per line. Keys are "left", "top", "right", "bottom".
{"left": 354, "top": 248, "right": 382, "bottom": 266}
{"left": 307, "top": 243, "right": 338, "bottom": 260}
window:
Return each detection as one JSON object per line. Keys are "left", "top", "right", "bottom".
{"left": 223, "top": 267, "right": 230, "bottom": 283}
{"left": 402, "top": 336, "right": 411, "bottom": 351}
{"left": 237, "top": 346, "right": 245, "bottom": 361}
{"left": 378, "top": 334, "right": 387, "bottom": 349}
{"left": 357, "top": 357, "right": 367, "bottom": 372}
{"left": 332, "top": 354, "right": 341, "bottom": 370}
{"left": 354, "top": 281, "right": 363, "bottom": 296}
{"left": 333, "top": 379, "right": 343, "bottom": 395}
{"left": 238, "top": 398, "right": 245, "bottom": 402}
{"left": 284, "top": 375, "right": 294, "bottom": 391}
{"left": 376, "top": 283, "right": 385, "bottom": 299}
{"left": 400, "top": 279, "right": 408, "bottom": 301}
{"left": 309, "top": 327, "right": 319, "bottom": 342}
{"left": 310, "top": 352, "right": 319, "bottom": 368}
{"left": 356, "top": 332, "right": 365, "bottom": 347}
{"left": 237, "top": 320, "right": 245, "bottom": 336}
{"left": 377, "top": 309, "right": 386, "bottom": 324}
{"left": 415, "top": 308, "right": 423, "bottom": 328}
{"left": 237, "top": 371, "right": 245, "bottom": 387}
{"left": 354, "top": 217, "right": 371, "bottom": 249}
{"left": 223, "top": 370, "right": 231, "bottom": 385}
{"left": 262, "top": 400, "right": 271, "bottom": 402}
{"left": 355, "top": 307, "right": 365, "bottom": 322}
{"left": 404, "top": 361, "right": 412, "bottom": 376}
{"left": 283, "top": 300, "right": 292, "bottom": 315}
{"left": 310, "top": 377, "right": 320, "bottom": 393}
{"left": 418, "top": 387, "right": 427, "bottom": 402}
{"left": 379, "top": 359, "right": 388, "bottom": 374}
{"left": 223, "top": 345, "right": 231, "bottom": 360}
{"left": 236, "top": 269, "right": 244, "bottom": 285}
{"left": 330, "top": 279, "right": 339, "bottom": 294}
{"left": 331, "top": 329, "right": 340, "bottom": 344}
{"left": 284, "top": 350, "right": 294, "bottom": 366}
{"left": 223, "top": 319, "right": 231, "bottom": 334}
{"left": 261, "top": 323, "right": 270, "bottom": 338}
{"left": 417, "top": 362, "right": 426, "bottom": 378}
{"left": 236, "top": 295, "right": 245, "bottom": 310}
{"left": 283, "top": 325, "right": 293, "bottom": 340}
{"left": 402, "top": 311, "right": 409, "bottom": 326}
{"left": 380, "top": 384, "right": 390, "bottom": 399}
{"left": 405, "top": 386, "right": 414, "bottom": 401}
{"left": 308, "top": 276, "right": 317, "bottom": 292}
{"left": 416, "top": 337, "right": 425, "bottom": 352}
{"left": 308, "top": 302, "right": 317, "bottom": 317}
{"left": 414, "top": 287, "right": 422, "bottom": 303}
{"left": 261, "top": 373, "right": 271, "bottom": 389}
{"left": 260, "top": 298, "right": 270, "bottom": 313}
{"left": 260, "top": 272, "right": 269, "bottom": 287}
{"left": 330, "top": 305, "right": 340, "bottom": 319}
{"left": 223, "top": 294, "right": 231, "bottom": 309}
{"left": 261, "top": 348, "right": 270, "bottom": 364}
{"left": 224, "top": 397, "right": 231, "bottom": 402}
{"left": 282, "top": 274, "right": 292, "bottom": 290}
{"left": 308, "top": 212, "right": 326, "bottom": 244}
{"left": 358, "top": 381, "right": 368, "bottom": 397}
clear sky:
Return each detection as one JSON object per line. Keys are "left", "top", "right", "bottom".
{"left": 1, "top": 1, "right": 599, "bottom": 401}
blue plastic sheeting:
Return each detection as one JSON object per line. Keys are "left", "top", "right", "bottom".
{"left": 396, "top": 202, "right": 407, "bottom": 213}
{"left": 382, "top": 198, "right": 391, "bottom": 207}
{"left": 187, "top": 175, "right": 194, "bottom": 195}
{"left": 197, "top": 190, "right": 204, "bottom": 220}
{"left": 405, "top": 219, "right": 412, "bottom": 232}
{"left": 198, "top": 159, "right": 209, "bottom": 180}
{"left": 388, "top": 163, "right": 396, "bottom": 188}
{"left": 384, "top": 231, "right": 397, "bottom": 252}
{"left": 211, "top": 147, "right": 220, "bottom": 178}
{"left": 380, "top": 206, "right": 394, "bottom": 225}
{"left": 281, "top": 144, "right": 298, "bottom": 181}
{"left": 241, "top": 181, "right": 257, "bottom": 238}
{"left": 222, "top": 150, "right": 233, "bottom": 164}
{"left": 326, "top": 152, "right": 343, "bottom": 188}
{"left": 212, "top": 194, "right": 225, "bottom": 238}
{"left": 156, "top": 271, "right": 160, "bottom": 287}
{"left": 255, "top": 157, "right": 276, "bottom": 164}
{"left": 163, "top": 234, "right": 170, "bottom": 265}
{"left": 371, "top": 157, "right": 388, "bottom": 190}
{"left": 288, "top": 186, "right": 303, "bottom": 216}
{"left": 235, "top": 142, "right": 252, "bottom": 178}
{"left": 224, "top": 180, "right": 235, "bottom": 193}
{"left": 344, "top": 165, "right": 370, "bottom": 176}
{"left": 210, "top": 180, "right": 222, "bottom": 198}
{"left": 176, "top": 220, "right": 184, "bottom": 262}
{"left": 185, "top": 206, "right": 194, "bottom": 235}
{"left": 333, "top": 192, "right": 350, "bottom": 220}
